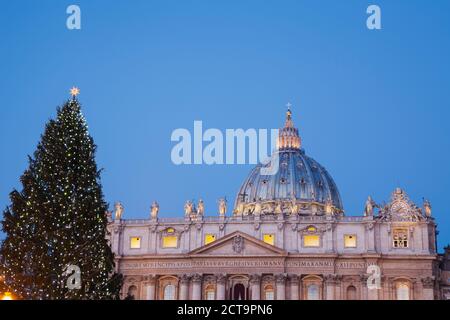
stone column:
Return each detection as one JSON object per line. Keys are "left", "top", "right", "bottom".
{"left": 179, "top": 274, "right": 191, "bottom": 300}
{"left": 216, "top": 274, "right": 227, "bottom": 300}
{"left": 250, "top": 274, "right": 261, "bottom": 300}
{"left": 275, "top": 273, "right": 287, "bottom": 300}
{"left": 289, "top": 274, "right": 299, "bottom": 300}
{"left": 360, "top": 274, "right": 369, "bottom": 300}
{"left": 421, "top": 277, "right": 435, "bottom": 300}
{"left": 191, "top": 273, "right": 202, "bottom": 300}
{"left": 324, "top": 274, "right": 337, "bottom": 300}
{"left": 145, "top": 275, "right": 157, "bottom": 300}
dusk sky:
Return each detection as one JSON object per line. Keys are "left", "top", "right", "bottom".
{"left": 1, "top": 1, "right": 449, "bottom": 249}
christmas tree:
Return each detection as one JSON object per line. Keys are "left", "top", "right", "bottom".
{"left": 0, "top": 89, "right": 122, "bottom": 299}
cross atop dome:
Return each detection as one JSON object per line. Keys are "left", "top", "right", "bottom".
{"left": 285, "top": 102, "right": 294, "bottom": 128}
{"left": 277, "top": 102, "right": 301, "bottom": 150}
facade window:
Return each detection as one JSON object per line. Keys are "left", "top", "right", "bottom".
{"left": 306, "top": 284, "right": 320, "bottom": 300}
{"left": 127, "top": 285, "right": 137, "bottom": 300}
{"left": 346, "top": 285, "right": 357, "bottom": 300}
{"left": 264, "top": 285, "right": 275, "bottom": 300}
{"left": 162, "top": 236, "right": 178, "bottom": 248}
{"left": 205, "top": 285, "right": 215, "bottom": 300}
{"left": 396, "top": 283, "right": 410, "bottom": 300}
{"left": 393, "top": 229, "right": 408, "bottom": 248}
{"left": 162, "top": 227, "right": 178, "bottom": 248}
{"left": 163, "top": 284, "right": 176, "bottom": 300}
{"left": 344, "top": 235, "right": 357, "bottom": 248}
{"left": 204, "top": 234, "right": 216, "bottom": 245}
{"left": 263, "top": 234, "right": 275, "bottom": 246}
{"left": 304, "top": 235, "right": 320, "bottom": 247}
{"left": 130, "top": 237, "right": 141, "bottom": 249}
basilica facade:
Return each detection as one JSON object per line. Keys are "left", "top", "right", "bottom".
{"left": 108, "top": 108, "right": 439, "bottom": 300}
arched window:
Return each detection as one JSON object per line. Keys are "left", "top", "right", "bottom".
{"left": 205, "top": 285, "right": 215, "bottom": 300}
{"left": 264, "top": 285, "right": 274, "bottom": 300}
{"left": 396, "top": 283, "right": 410, "bottom": 300}
{"left": 307, "top": 284, "right": 320, "bottom": 300}
{"left": 346, "top": 285, "right": 357, "bottom": 300}
{"left": 164, "top": 284, "right": 176, "bottom": 300}
{"left": 126, "top": 285, "right": 138, "bottom": 300}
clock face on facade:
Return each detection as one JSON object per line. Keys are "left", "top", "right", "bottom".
{"left": 391, "top": 201, "right": 409, "bottom": 216}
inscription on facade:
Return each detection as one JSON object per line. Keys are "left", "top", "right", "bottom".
{"left": 121, "top": 260, "right": 370, "bottom": 270}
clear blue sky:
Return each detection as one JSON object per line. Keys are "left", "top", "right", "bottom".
{"left": 1, "top": 1, "right": 449, "bottom": 250}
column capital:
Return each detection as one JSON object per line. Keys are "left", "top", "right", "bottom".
{"left": 144, "top": 274, "right": 158, "bottom": 284}
{"left": 216, "top": 273, "right": 227, "bottom": 284}
{"left": 191, "top": 273, "right": 203, "bottom": 283}
{"left": 275, "top": 273, "right": 287, "bottom": 284}
{"left": 180, "top": 274, "right": 191, "bottom": 284}
{"left": 249, "top": 274, "right": 261, "bottom": 284}
{"left": 324, "top": 274, "right": 341, "bottom": 284}
{"left": 421, "top": 276, "right": 435, "bottom": 289}
{"left": 288, "top": 274, "right": 300, "bottom": 282}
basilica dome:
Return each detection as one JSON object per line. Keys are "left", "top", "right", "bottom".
{"left": 233, "top": 107, "right": 343, "bottom": 216}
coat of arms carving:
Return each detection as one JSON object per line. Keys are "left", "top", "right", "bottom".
{"left": 232, "top": 235, "right": 244, "bottom": 253}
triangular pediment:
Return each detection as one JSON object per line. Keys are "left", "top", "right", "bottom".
{"left": 189, "top": 231, "right": 287, "bottom": 256}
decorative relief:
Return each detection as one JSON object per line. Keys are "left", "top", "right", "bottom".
{"left": 378, "top": 188, "right": 424, "bottom": 222}
{"left": 324, "top": 274, "right": 340, "bottom": 284}
{"left": 275, "top": 273, "right": 287, "bottom": 284}
{"left": 180, "top": 274, "right": 191, "bottom": 284}
{"left": 232, "top": 235, "right": 244, "bottom": 253}
{"left": 249, "top": 274, "right": 261, "bottom": 284}
{"left": 149, "top": 224, "right": 158, "bottom": 233}
{"left": 216, "top": 273, "right": 227, "bottom": 284}
{"left": 191, "top": 273, "right": 202, "bottom": 283}
{"left": 298, "top": 225, "right": 325, "bottom": 235}
{"left": 421, "top": 276, "right": 434, "bottom": 289}
{"left": 365, "top": 222, "right": 374, "bottom": 231}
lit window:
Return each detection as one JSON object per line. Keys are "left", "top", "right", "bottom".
{"left": 393, "top": 229, "right": 408, "bottom": 248}
{"left": 130, "top": 237, "right": 141, "bottom": 249}
{"left": 307, "top": 284, "right": 320, "bottom": 300}
{"left": 264, "top": 285, "right": 274, "bottom": 300}
{"left": 163, "top": 235, "right": 178, "bottom": 248}
{"left": 307, "top": 226, "right": 317, "bottom": 232}
{"left": 396, "top": 283, "right": 410, "bottom": 300}
{"left": 263, "top": 234, "right": 275, "bottom": 246}
{"left": 205, "top": 285, "right": 215, "bottom": 300}
{"left": 167, "top": 228, "right": 175, "bottom": 233}
{"left": 163, "top": 284, "right": 176, "bottom": 300}
{"left": 204, "top": 234, "right": 216, "bottom": 245}
{"left": 304, "top": 235, "right": 320, "bottom": 247}
{"left": 344, "top": 235, "right": 357, "bottom": 248}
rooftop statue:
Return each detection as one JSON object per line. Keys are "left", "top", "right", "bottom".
{"left": 114, "top": 202, "right": 124, "bottom": 220}
{"left": 423, "top": 199, "right": 432, "bottom": 217}
{"left": 197, "top": 199, "right": 205, "bottom": 216}
{"left": 218, "top": 198, "right": 227, "bottom": 216}
{"left": 150, "top": 201, "right": 159, "bottom": 219}
{"left": 364, "top": 196, "right": 376, "bottom": 217}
